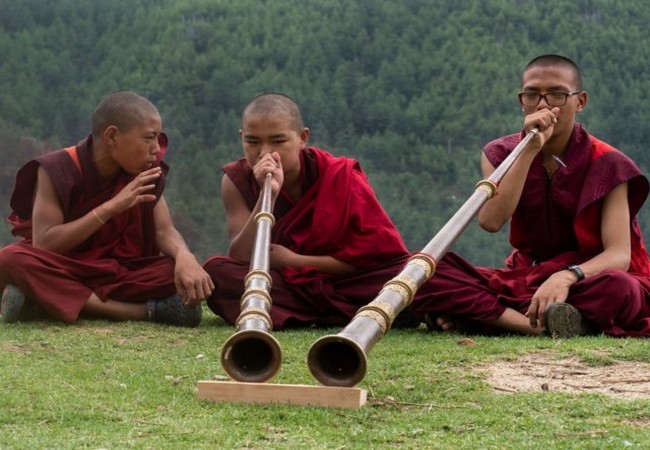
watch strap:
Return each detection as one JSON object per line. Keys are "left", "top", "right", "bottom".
{"left": 565, "top": 265, "right": 585, "bottom": 282}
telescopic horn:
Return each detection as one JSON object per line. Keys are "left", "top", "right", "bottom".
{"left": 221, "top": 173, "right": 282, "bottom": 383}
{"left": 307, "top": 128, "right": 539, "bottom": 387}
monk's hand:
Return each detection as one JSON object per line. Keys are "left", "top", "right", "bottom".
{"left": 103, "top": 167, "right": 162, "bottom": 217}
{"left": 524, "top": 107, "right": 559, "bottom": 151}
{"left": 526, "top": 296, "right": 545, "bottom": 330}
{"left": 269, "top": 244, "right": 299, "bottom": 270}
{"left": 253, "top": 153, "right": 283, "bottom": 197}
{"left": 173, "top": 252, "right": 215, "bottom": 306}
{"left": 526, "top": 272, "right": 572, "bottom": 329}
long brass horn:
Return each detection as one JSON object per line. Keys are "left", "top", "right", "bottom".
{"left": 221, "top": 173, "right": 282, "bottom": 383}
{"left": 308, "top": 128, "right": 540, "bottom": 387}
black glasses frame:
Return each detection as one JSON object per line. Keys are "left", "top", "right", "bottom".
{"left": 518, "top": 91, "right": 582, "bottom": 107}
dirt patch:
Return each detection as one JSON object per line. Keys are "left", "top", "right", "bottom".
{"left": 482, "top": 353, "right": 650, "bottom": 400}
{"left": 1, "top": 342, "right": 33, "bottom": 354}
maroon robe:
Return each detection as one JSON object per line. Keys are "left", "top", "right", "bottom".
{"left": 0, "top": 135, "right": 177, "bottom": 322}
{"left": 204, "top": 147, "right": 412, "bottom": 329}
{"left": 415, "top": 124, "right": 650, "bottom": 337}
{"left": 204, "top": 146, "right": 566, "bottom": 332}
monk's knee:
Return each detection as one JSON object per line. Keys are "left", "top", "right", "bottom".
{"left": 203, "top": 256, "right": 252, "bottom": 290}
{"left": 573, "top": 270, "right": 644, "bottom": 328}
{"left": 0, "top": 244, "right": 22, "bottom": 266}
{"left": 589, "top": 270, "right": 640, "bottom": 300}
{"left": 203, "top": 256, "right": 245, "bottom": 275}
{"left": 0, "top": 244, "right": 27, "bottom": 283}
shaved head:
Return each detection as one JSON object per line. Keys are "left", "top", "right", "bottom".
{"left": 91, "top": 91, "right": 160, "bottom": 137}
{"left": 242, "top": 93, "right": 304, "bottom": 132}
{"left": 523, "top": 54, "right": 583, "bottom": 90}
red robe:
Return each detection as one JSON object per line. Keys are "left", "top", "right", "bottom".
{"left": 203, "top": 147, "right": 411, "bottom": 329}
{"left": 0, "top": 135, "right": 177, "bottom": 322}
{"left": 470, "top": 124, "right": 650, "bottom": 336}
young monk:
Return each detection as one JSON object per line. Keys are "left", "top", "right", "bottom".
{"left": 0, "top": 91, "right": 214, "bottom": 326}
{"left": 420, "top": 54, "right": 650, "bottom": 338}
{"left": 203, "top": 93, "right": 416, "bottom": 329}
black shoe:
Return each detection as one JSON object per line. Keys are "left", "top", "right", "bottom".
{"left": 545, "top": 303, "right": 591, "bottom": 338}
{"left": 1, "top": 285, "right": 47, "bottom": 323}
{"left": 146, "top": 294, "right": 202, "bottom": 327}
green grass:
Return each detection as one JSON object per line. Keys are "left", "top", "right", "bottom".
{"left": 1, "top": 311, "right": 648, "bottom": 449}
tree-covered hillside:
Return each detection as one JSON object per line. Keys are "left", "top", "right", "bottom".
{"left": 1, "top": 0, "right": 649, "bottom": 265}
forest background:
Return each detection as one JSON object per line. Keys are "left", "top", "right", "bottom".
{"left": 1, "top": 0, "right": 649, "bottom": 267}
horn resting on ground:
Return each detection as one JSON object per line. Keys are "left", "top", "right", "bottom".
{"left": 307, "top": 128, "right": 540, "bottom": 387}
{"left": 221, "top": 173, "right": 282, "bottom": 383}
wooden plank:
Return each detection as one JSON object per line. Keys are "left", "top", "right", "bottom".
{"left": 197, "top": 380, "right": 367, "bottom": 409}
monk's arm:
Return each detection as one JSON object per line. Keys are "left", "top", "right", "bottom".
{"left": 476, "top": 151, "right": 535, "bottom": 232}
{"left": 222, "top": 174, "right": 264, "bottom": 261}
{"left": 32, "top": 166, "right": 164, "bottom": 252}
{"left": 269, "top": 244, "right": 357, "bottom": 275}
{"left": 478, "top": 109, "right": 557, "bottom": 232}
{"left": 153, "top": 195, "right": 194, "bottom": 258}
{"left": 527, "top": 182, "right": 632, "bottom": 327}
{"left": 569, "top": 182, "right": 631, "bottom": 279}
{"left": 32, "top": 166, "right": 107, "bottom": 252}
{"left": 153, "top": 196, "right": 213, "bottom": 303}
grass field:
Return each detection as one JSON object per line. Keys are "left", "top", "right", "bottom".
{"left": 1, "top": 311, "right": 649, "bottom": 449}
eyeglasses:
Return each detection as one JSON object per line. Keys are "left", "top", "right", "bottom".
{"left": 518, "top": 91, "right": 582, "bottom": 107}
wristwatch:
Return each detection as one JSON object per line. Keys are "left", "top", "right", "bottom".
{"left": 565, "top": 265, "right": 585, "bottom": 282}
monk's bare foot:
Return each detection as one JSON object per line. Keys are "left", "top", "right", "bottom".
{"left": 424, "top": 313, "right": 457, "bottom": 332}
{"left": 436, "top": 315, "right": 456, "bottom": 331}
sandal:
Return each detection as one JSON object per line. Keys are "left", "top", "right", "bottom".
{"left": 146, "top": 294, "right": 202, "bottom": 327}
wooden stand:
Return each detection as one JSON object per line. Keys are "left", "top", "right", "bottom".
{"left": 197, "top": 380, "right": 367, "bottom": 409}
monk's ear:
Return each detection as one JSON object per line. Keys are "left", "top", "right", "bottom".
{"left": 576, "top": 91, "right": 588, "bottom": 113}
{"left": 103, "top": 125, "right": 120, "bottom": 145}
{"left": 300, "top": 127, "right": 310, "bottom": 146}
